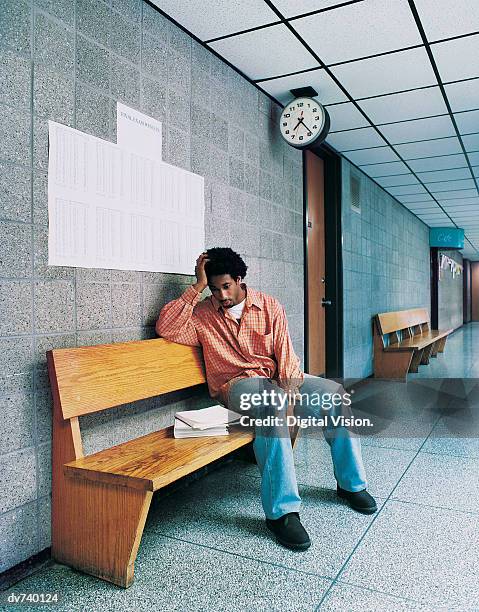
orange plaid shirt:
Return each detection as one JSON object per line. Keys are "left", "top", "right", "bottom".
{"left": 156, "top": 284, "right": 303, "bottom": 404}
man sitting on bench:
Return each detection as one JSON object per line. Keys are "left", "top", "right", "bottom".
{"left": 156, "top": 247, "right": 376, "bottom": 551}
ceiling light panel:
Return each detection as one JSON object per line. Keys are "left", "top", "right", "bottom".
{"left": 444, "top": 79, "right": 479, "bottom": 113}
{"left": 357, "top": 87, "right": 448, "bottom": 124}
{"left": 258, "top": 68, "right": 347, "bottom": 105}
{"left": 329, "top": 47, "right": 438, "bottom": 99}
{"left": 343, "top": 147, "right": 400, "bottom": 166}
{"left": 209, "top": 23, "right": 317, "bottom": 80}
{"left": 417, "top": 168, "right": 473, "bottom": 182}
{"left": 431, "top": 35, "right": 479, "bottom": 83}
{"left": 151, "top": 0, "right": 278, "bottom": 40}
{"left": 326, "top": 102, "right": 370, "bottom": 131}
{"left": 271, "top": 0, "right": 354, "bottom": 19}
{"left": 379, "top": 115, "right": 456, "bottom": 145}
{"left": 408, "top": 154, "right": 469, "bottom": 172}
{"left": 414, "top": 0, "right": 479, "bottom": 41}
{"left": 454, "top": 109, "right": 479, "bottom": 135}
{"left": 326, "top": 126, "right": 386, "bottom": 150}
{"left": 394, "top": 137, "right": 462, "bottom": 160}
{"left": 291, "top": 0, "right": 422, "bottom": 65}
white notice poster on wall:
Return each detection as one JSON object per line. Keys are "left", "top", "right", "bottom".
{"left": 116, "top": 102, "right": 162, "bottom": 160}
{"left": 47, "top": 120, "right": 204, "bottom": 274}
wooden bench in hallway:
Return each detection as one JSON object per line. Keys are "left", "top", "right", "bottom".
{"left": 373, "top": 308, "right": 453, "bottom": 380}
{"left": 47, "top": 338, "right": 300, "bottom": 588}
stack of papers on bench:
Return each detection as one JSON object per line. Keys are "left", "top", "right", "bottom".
{"left": 174, "top": 405, "right": 242, "bottom": 438}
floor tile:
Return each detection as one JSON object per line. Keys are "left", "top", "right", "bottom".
{"left": 391, "top": 451, "right": 479, "bottom": 513}
{"left": 318, "top": 581, "right": 433, "bottom": 611}
{"left": 340, "top": 500, "right": 479, "bottom": 608}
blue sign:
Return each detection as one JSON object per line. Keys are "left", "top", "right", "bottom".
{"left": 429, "top": 228, "right": 464, "bottom": 249}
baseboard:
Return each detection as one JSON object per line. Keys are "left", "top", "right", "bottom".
{"left": 0, "top": 549, "right": 53, "bottom": 591}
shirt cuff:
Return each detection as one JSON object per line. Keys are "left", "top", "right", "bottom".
{"left": 182, "top": 285, "right": 202, "bottom": 306}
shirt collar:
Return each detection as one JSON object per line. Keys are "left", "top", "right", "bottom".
{"left": 211, "top": 283, "right": 262, "bottom": 312}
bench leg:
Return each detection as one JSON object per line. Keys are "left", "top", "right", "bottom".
{"left": 436, "top": 336, "right": 448, "bottom": 353}
{"left": 409, "top": 349, "right": 424, "bottom": 373}
{"left": 421, "top": 343, "right": 434, "bottom": 365}
{"left": 52, "top": 477, "right": 152, "bottom": 588}
{"left": 374, "top": 351, "right": 413, "bottom": 381}
{"left": 430, "top": 341, "right": 440, "bottom": 358}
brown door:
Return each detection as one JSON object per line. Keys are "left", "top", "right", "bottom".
{"left": 305, "top": 150, "right": 326, "bottom": 376}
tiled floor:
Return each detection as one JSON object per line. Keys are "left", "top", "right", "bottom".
{"left": 6, "top": 324, "right": 479, "bottom": 611}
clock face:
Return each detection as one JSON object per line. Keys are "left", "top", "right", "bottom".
{"left": 279, "top": 97, "right": 329, "bottom": 149}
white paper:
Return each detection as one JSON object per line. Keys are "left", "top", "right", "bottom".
{"left": 116, "top": 102, "right": 162, "bottom": 160}
{"left": 47, "top": 120, "right": 204, "bottom": 274}
{"left": 175, "top": 405, "right": 243, "bottom": 430}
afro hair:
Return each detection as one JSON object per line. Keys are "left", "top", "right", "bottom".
{"left": 204, "top": 247, "right": 248, "bottom": 281}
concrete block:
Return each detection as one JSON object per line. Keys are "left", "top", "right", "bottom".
{"left": 210, "top": 113, "right": 228, "bottom": 152}
{"left": 140, "top": 75, "right": 167, "bottom": 123}
{"left": 0, "top": 162, "right": 32, "bottom": 223}
{"left": 37, "top": 441, "right": 51, "bottom": 497}
{"left": 76, "top": 0, "right": 110, "bottom": 47}
{"left": 112, "top": 0, "right": 141, "bottom": 23}
{"left": 0, "top": 104, "right": 31, "bottom": 166}
{"left": 169, "top": 26, "right": 191, "bottom": 60}
{"left": 111, "top": 282, "right": 141, "bottom": 327}
{"left": 166, "top": 126, "right": 190, "bottom": 171}
{"left": 142, "top": 2, "right": 170, "bottom": 40}
{"left": 34, "top": 11, "right": 74, "bottom": 74}
{"left": 76, "top": 283, "right": 111, "bottom": 330}
{"left": 0, "top": 391, "right": 35, "bottom": 454}
{"left": 0, "top": 0, "right": 31, "bottom": 55}
{"left": 76, "top": 35, "right": 110, "bottom": 92}
{"left": 0, "top": 281, "right": 32, "bottom": 336}
{"left": 38, "top": 495, "right": 51, "bottom": 550}
{"left": 0, "top": 47, "right": 31, "bottom": 110}
{"left": 229, "top": 157, "right": 244, "bottom": 191}
{"left": 0, "top": 221, "right": 32, "bottom": 278}
{"left": 76, "top": 330, "right": 112, "bottom": 347}
{"left": 33, "top": 62, "right": 74, "bottom": 124}
{"left": 111, "top": 58, "right": 140, "bottom": 106}
{"left": 33, "top": 224, "right": 74, "bottom": 280}
{"left": 0, "top": 447, "right": 36, "bottom": 513}
{"left": 75, "top": 82, "right": 111, "bottom": 140}
{"left": 33, "top": 115, "right": 49, "bottom": 171}
{"left": 111, "top": 12, "right": 141, "bottom": 64}
{"left": 142, "top": 283, "right": 165, "bottom": 327}
{"left": 168, "top": 88, "right": 191, "bottom": 132}
{"left": 111, "top": 328, "right": 143, "bottom": 343}
{"left": 0, "top": 502, "right": 38, "bottom": 573}
{"left": 33, "top": 280, "right": 75, "bottom": 333}
{"left": 141, "top": 32, "right": 168, "bottom": 81}
{"left": 110, "top": 269, "right": 141, "bottom": 283}
{"left": 190, "top": 136, "right": 210, "bottom": 178}
{"left": 0, "top": 337, "right": 33, "bottom": 377}
{"left": 35, "top": 0, "right": 74, "bottom": 24}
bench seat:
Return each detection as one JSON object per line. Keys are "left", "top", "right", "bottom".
{"left": 383, "top": 329, "right": 452, "bottom": 352}
{"left": 64, "top": 425, "right": 254, "bottom": 491}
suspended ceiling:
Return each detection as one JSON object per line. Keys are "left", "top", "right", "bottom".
{"left": 151, "top": 0, "right": 479, "bottom": 260}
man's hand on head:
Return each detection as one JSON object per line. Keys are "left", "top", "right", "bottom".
{"left": 193, "top": 252, "right": 209, "bottom": 293}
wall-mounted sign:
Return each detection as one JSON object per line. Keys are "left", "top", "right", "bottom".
{"left": 439, "top": 252, "right": 463, "bottom": 280}
{"left": 430, "top": 227, "right": 464, "bottom": 249}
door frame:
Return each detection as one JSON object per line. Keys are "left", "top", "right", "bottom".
{"left": 303, "top": 143, "right": 343, "bottom": 379}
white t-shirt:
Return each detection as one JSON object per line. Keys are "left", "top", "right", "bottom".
{"left": 227, "top": 298, "right": 246, "bottom": 322}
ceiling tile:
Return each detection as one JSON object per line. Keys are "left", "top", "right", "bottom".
{"left": 435, "top": 189, "right": 479, "bottom": 200}
{"left": 379, "top": 115, "right": 456, "bottom": 145}
{"left": 272, "top": 0, "right": 347, "bottom": 19}
{"left": 152, "top": 0, "right": 278, "bottom": 40}
{"left": 428, "top": 180, "right": 477, "bottom": 193}
{"left": 408, "top": 154, "right": 469, "bottom": 172}
{"left": 327, "top": 102, "right": 370, "bottom": 131}
{"left": 436, "top": 197, "right": 479, "bottom": 206}
{"left": 258, "top": 68, "right": 347, "bottom": 106}
{"left": 329, "top": 47, "right": 437, "bottom": 99}
{"left": 375, "top": 174, "right": 419, "bottom": 187}
{"left": 325, "top": 126, "right": 385, "bottom": 150}
{"left": 431, "top": 35, "right": 479, "bottom": 83}
{"left": 417, "top": 168, "right": 473, "bottom": 182}
{"left": 396, "top": 193, "right": 434, "bottom": 203}
{"left": 414, "top": 0, "right": 479, "bottom": 42}
{"left": 394, "top": 137, "right": 463, "bottom": 160}
{"left": 444, "top": 79, "right": 479, "bottom": 113}
{"left": 343, "top": 147, "right": 400, "bottom": 166}
{"left": 292, "top": 0, "right": 422, "bottom": 65}
{"left": 387, "top": 184, "right": 428, "bottom": 196}
{"left": 469, "top": 152, "right": 479, "bottom": 165}
{"left": 357, "top": 87, "right": 448, "bottom": 124}
{"left": 463, "top": 133, "right": 479, "bottom": 152}
{"left": 454, "top": 109, "right": 479, "bottom": 135}
{"left": 209, "top": 23, "right": 317, "bottom": 80}
{"left": 356, "top": 160, "right": 410, "bottom": 178}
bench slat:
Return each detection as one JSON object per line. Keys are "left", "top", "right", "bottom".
{"left": 48, "top": 339, "right": 206, "bottom": 419}
{"left": 383, "top": 329, "right": 453, "bottom": 351}
{"left": 64, "top": 425, "right": 254, "bottom": 491}
{"left": 376, "top": 308, "right": 429, "bottom": 335}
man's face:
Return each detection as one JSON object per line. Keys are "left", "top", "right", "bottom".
{"left": 208, "top": 274, "right": 243, "bottom": 308}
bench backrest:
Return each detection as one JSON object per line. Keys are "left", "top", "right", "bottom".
{"left": 375, "top": 308, "right": 429, "bottom": 336}
{"left": 47, "top": 338, "right": 206, "bottom": 420}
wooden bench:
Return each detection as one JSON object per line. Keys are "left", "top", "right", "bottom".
{"left": 47, "top": 338, "right": 300, "bottom": 588}
{"left": 373, "top": 308, "right": 453, "bottom": 380}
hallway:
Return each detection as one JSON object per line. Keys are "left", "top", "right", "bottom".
{"left": 8, "top": 325, "right": 479, "bottom": 611}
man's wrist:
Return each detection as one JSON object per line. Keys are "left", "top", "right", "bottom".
{"left": 192, "top": 281, "right": 207, "bottom": 293}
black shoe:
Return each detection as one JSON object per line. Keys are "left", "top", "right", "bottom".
{"left": 266, "top": 512, "right": 311, "bottom": 551}
{"left": 337, "top": 486, "right": 377, "bottom": 514}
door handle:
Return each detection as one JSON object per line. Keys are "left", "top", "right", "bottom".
{"left": 321, "top": 298, "right": 332, "bottom": 306}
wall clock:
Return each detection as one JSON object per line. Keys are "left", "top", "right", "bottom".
{"left": 279, "top": 97, "right": 330, "bottom": 149}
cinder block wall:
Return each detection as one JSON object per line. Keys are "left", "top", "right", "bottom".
{"left": 0, "top": 0, "right": 303, "bottom": 572}
{"left": 438, "top": 250, "right": 463, "bottom": 330}
{"left": 341, "top": 159, "right": 431, "bottom": 380}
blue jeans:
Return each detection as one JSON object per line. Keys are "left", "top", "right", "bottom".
{"left": 227, "top": 374, "right": 368, "bottom": 519}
